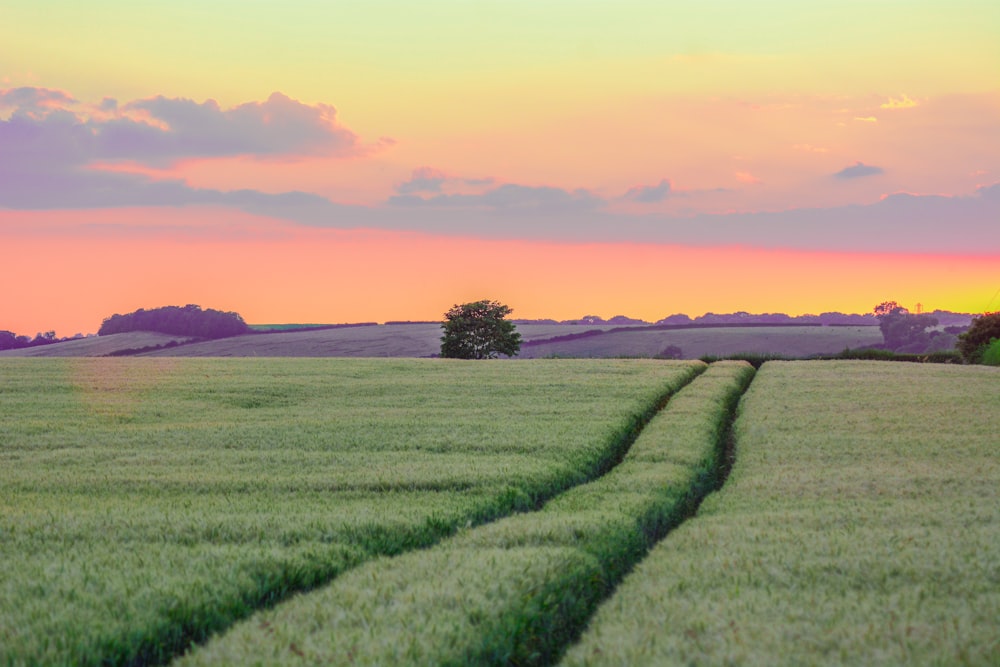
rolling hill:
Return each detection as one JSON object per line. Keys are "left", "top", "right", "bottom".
{"left": 0, "top": 323, "right": 883, "bottom": 359}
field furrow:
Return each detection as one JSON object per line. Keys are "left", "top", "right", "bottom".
{"left": 560, "top": 361, "right": 1000, "bottom": 666}
{"left": 0, "top": 358, "right": 701, "bottom": 666}
{"left": 174, "top": 361, "right": 754, "bottom": 666}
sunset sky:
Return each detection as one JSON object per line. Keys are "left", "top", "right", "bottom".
{"left": 2, "top": 1, "right": 999, "bottom": 335}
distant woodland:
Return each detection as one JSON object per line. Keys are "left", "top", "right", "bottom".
{"left": 0, "top": 330, "right": 62, "bottom": 351}
{"left": 98, "top": 305, "right": 249, "bottom": 339}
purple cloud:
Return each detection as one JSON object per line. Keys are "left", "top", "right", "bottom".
{"left": 396, "top": 167, "right": 449, "bottom": 194}
{"left": 361, "top": 184, "right": 1000, "bottom": 254}
{"left": 110, "top": 92, "right": 359, "bottom": 162}
{"left": 834, "top": 162, "right": 885, "bottom": 179}
{"left": 395, "top": 167, "right": 496, "bottom": 194}
{"left": 0, "top": 86, "right": 77, "bottom": 115}
{"left": 0, "top": 87, "right": 370, "bottom": 210}
{"left": 388, "top": 183, "right": 604, "bottom": 213}
{"left": 623, "top": 179, "right": 673, "bottom": 203}
{"left": 0, "top": 87, "right": 361, "bottom": 169}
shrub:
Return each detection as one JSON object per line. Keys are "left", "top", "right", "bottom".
{"left": 982, "top": 339, "right": 1000, "bottom": 366}
{"left": 698, "top": 352, "right": 788, "bottom": 369}
{"left": 957, "top": 312, "right": 1000, "bottom": 363}
{"left": 657, "top": 345, "right": 683, "bottom": 360}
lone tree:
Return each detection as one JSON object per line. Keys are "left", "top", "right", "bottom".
{"left": 440, "top": 299, "right": 522, "bottom": 359}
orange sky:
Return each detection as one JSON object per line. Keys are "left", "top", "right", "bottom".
{"left": 3, "top": 207, "right": 995, "bottom": 335}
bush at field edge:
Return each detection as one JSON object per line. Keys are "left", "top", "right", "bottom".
{"left": 982, "top": 339, "right": 1000, "bottom": 366}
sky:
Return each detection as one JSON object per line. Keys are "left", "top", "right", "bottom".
{"left": 2, "top": 1, "right": 999, "bottom": 335}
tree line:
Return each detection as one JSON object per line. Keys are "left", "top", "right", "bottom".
{"left": 0, "top": 330, "right": 61, "bottom": 351}
{"left": 874, "top": 301, "right": 1000, "bottom": 363}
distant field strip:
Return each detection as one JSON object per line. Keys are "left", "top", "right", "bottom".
{"left": 175, "top": 361, "right": 754, "bottom": 666}
{"left": 561, "top": 361, "right": 1000, "bottom": 666}
{"left": 0, "top": 358, "right": 701, "bottom": 666}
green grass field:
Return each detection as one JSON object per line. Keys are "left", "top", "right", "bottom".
{"left": 0, "top": 358, "right": 700, "bottom": 666}
{"left": 562, "top": 361, "right": 1000, "bottom": 666}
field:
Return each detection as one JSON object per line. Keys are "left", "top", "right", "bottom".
{"left": 518, "top": 325, "right": 883, "bottom": 359}
{"left": 176, "top": 362, "right": 753, "bottom": 665}
{"left": 563, "top": 361, "right": 1000, "bottom": 665}
{"left": 0, "top": 323, "right": 882, "bottom": 359}
{"left": 2, "top": 358, "right": 997, "bottom": 666}
{"left": 0, "top": 358, "right": 700, "bottom": 665}
{"left": 0, "top": 331, "right": 192, "bottom": 357}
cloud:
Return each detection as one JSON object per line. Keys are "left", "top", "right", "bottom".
{"left": 335, "top": 184, "right": 1000, "bottom": 254}
{"left": 880, "top": 94, "right": 919, "bottom": 110}
{"left": 0, "top": 87, "right": 362, "bottom": 170}
{"left": 623, "top": 179, "right": 672, "bottom": 203}
{"left": 735, "top": 171, "right": 762, "bottom": 185}
{"left": 0, "top": 150, "right": 341, "bottom": 213}
{"left": 113, "top": 92, "right": 359, "bottom": 162}
{"left": 395, "top": 167, "right": 449, "bottom": 194}
{"left": 854, "top": 116, "right": 878, "bottom": 123}
{"left": 0, "top": 87, "right": 373, "bottom": 211}
{"left": 395, "top": 167, "right": 496, "bottom": 194}
{"left": 833, "top": 162, "right": 885, "bottom": 179}
{"left": 388, "top": 183, "right": 604, "bottom": 213}
{"left": 0, "top": 86, "right": 77, "bottom": 116}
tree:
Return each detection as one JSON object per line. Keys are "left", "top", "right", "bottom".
{"left": 957, "top": 312, "right": 1000, "bottom": 363}
{"left": 440, "top": 300, "right": 522, "bottom": 359}
{"left": 873, "top": 302, "right": 937, "bottom": 352}
{"left": 0, "top": 330, "right": 20, "bottom": 350}
{"left": 873, "top": 300, "right": 902, "bottom": 318}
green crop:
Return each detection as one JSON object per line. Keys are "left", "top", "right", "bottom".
{"left": 0, "top": 358, "right": 701, "bottom": 666}
{"left": 562, "top": 361, "right": 1000, "bottom": 666}
{"left": 175, "top": 361, "right": 753, "bottom": 666}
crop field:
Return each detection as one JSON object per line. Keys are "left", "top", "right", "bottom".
{"left": 0, "top": 332, "right": 192, "bottom": 358}
{"left": 0, "top": 358, "right": 701, "bottom": 666}
{"left": 3, "top": 358, "right": 997, "bottom": 666}
{"left": 563, "top": 361, "right": 1000, "bottom": 666}
{"left": 175, "top": 361, "right": 754, "bottom": 665}
{"left": 517, "top": 325, "right": 883, "bottom": 359}
{"left": 134, "top": 323, "right": 618, "bottom": 358}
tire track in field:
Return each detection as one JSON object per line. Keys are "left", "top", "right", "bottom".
{"left": 541, "top": 361, "right": 758, "bottom": 665}
{"left": 120, "top": 363, "right": 706, "bottom": 667}
{"left": 174, "top": 362, "right": 755, "bottom": 666}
